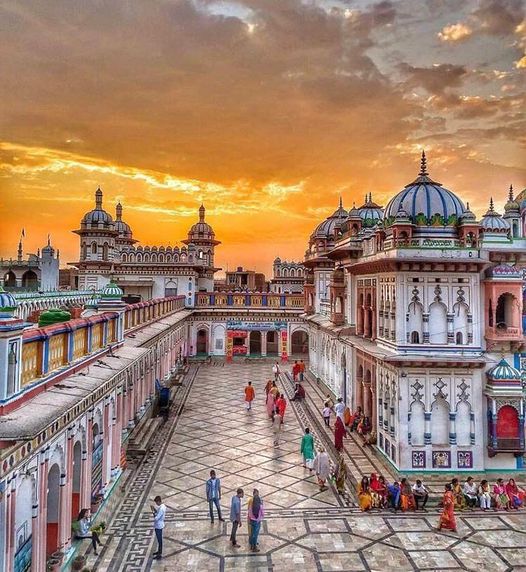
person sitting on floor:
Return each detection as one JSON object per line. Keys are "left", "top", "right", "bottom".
{"left": 292, "top": 383, "right": 306, "bottom": 401}
{"left": 400, "top": 478, "right": 416, "bottom": 512}
{"left": 412, "top": 479, "right": 429, "bottom": 511}
{"left": 463, "top": 477, "right": 478, "bottom": 509}
{"left": 387, "top": 481, "right": 401, "bottom": 512}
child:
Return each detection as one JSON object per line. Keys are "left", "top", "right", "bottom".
{"left": 322, "top": 404, "right": 332, "bottom": 427}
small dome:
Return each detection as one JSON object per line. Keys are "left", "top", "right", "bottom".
{"left": 487, "top": 358, "right": 521, "bottom": 381}
{"left": 188, "top": 204, "right": 215, "bottom": 238}
{"left": 358, "top": 193, "right": 384, "bottom": 228}
{"left": 460, "top": 202, "right": 477, "bottom": 222}
{"left": 480, "top": 198, "right": 510, "bottom": 232}
{"left": 384, "top": 152, "right": 465, "bottom": 227}
{"left": 347, "top": 202, "right": 361, "bottom": 219}
{"left": 503, "top": 185, "right": 520, "bottom": 218}
{"left": 101, "top": 281, "right": 124, "bottom": 299}
{"left": 311, "top": 198, "right": 348, "bottom": 239}
{"left": 0, "top": 286, "right": 17, "bottom": 313}
{"left": 115, "top": 203, "right": 132, "bottom": 238}
{"left": 82, "top": 188, "right": 114, "bottom": 227}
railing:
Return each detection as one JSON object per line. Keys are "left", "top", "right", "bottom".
{"left": 486, "top": 326, "right": 522, "bottom": 339}
{"left": 13, "top": 290, "right": 98, "bottom": 300}
{"left": 195, "top": 292, "right": 304, "bottom": 309}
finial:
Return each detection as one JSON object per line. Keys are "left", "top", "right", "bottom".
{"left": 47, "top": 234, "right": 51, "bottom": 246}
{"left": 364, "top": 193, "right": 367, "bottom": 204}
{"left": 116, "top": 202, "right": 123, "bottom": 220}
{"left": 419, "top": 150, "right": 428, "bottom": 176}
{"left": 368, "top": 192, "right": 372, "bottom": 203}
{"left": 339, "top": 196, "right": 343, "bottom": 209}
{"left": 95, "top": 186, "right": 103, "bottom": 209}
{"left": 466, "top": 202, "right": 470, "bottom": 210}
{"left": 489, "top": 197, "right": 494, "bottom": 212}
{"left": 509, "top": 184, "right": 514, "bottom": 202}
{"left": 199, "top": 203, "right": 205, "bottom": 222}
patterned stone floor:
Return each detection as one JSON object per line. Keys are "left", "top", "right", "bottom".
{"left": 91, "top": 362, "right": 526, "bottom": 571}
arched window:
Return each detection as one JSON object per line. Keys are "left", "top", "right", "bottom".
{"left": 456, "top": 400, "right": 471, "bottom": 446}
{"left": 456, "top": 332, "right": 463, "bottom": 344}
{"left": 91, "top": 242, "right": 97, "bottom": 255}
{"left": 453, "top": 302, "right": 468, "bottom": 345}
{"left": 410, "top": 331, "right": 420, "bottom": 344}
{"left": 409, "top": 401, "right": 425, "bottom": 445}
{"left": 102, "top": 242, "right": 109, "bottom": 260}
{"left": 408, "top": 302, "right": 423, "bottom": 343}
{"left": 429, "top": 302, "right": 447, "bottom": 344}
{"left": 431, "top": 397, "right": 450, "bottom": 444}
{"left": 496, "top": 293, "right": 515, "bottom": 330}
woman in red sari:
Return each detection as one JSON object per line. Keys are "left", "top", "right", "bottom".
{"left": 505, "top": 478, "right": 525, "bottom": 509}
{"left": 370, "top": 474, "right": 388, "bottom": 508}
{"left": 334, "top": 416, "right": 346, "bottom": 451}
{"left": 438, "top": 484, "right": 457, "bottom": 532}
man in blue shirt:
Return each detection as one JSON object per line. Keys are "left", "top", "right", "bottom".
{"left": 206, "top": 470, "right": 225, "bottom": 523}
{"left": 150, "top": 495, "right": 166, "bottom": 560}
{"left": 229, "top": 488, "right": 244, "bottom": 547}
{"left": 387, "top": 481, "right": 401, "bottom": 512}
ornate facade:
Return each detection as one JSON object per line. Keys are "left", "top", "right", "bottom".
{"left": 305, "top": 152, "right": 526, "bottom": 472}
{"left": 270, "top": 258, "right": 305, "bottom": 293}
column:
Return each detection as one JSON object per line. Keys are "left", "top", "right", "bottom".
{"left": 81, "top": 415, "right": 93, "bottom": 508}
{"left": 102, "top": 399, "right": 111, "bottom": 493}
{"left": 57, "top": 468, "right": 67, "bottom": 550}
{"left": 363, "top": 382, "right": 371, "bottom": 417}
{"left": 447, "top": 313, "right": 454, "bottom": 344}
{"left": 424, "top": 411, "right": 431, "bottom": 444}
{"left": 363, "top": 307, "right": 370, "bottom": 338}
{"left": 422, "top": 313, "right": 430, "bottom": 343}
{"left": 246, "top": 332, "right": 251, "bottom": 357}
{"left": 5, "top": 476, "right": 16, "bottom": 572}
{"left": 31, "top": 452, "right": 47, "bottom": 572}
{"left": 60, "top": 429, "right": 74, "bottom": 549}
{"left": 449, "top": 412, "right": 456, "bottom": 445}
{"left": 261, "top": 331, "right": 267, "bottom": 357}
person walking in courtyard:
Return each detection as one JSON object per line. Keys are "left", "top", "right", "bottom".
{"left": 150, "top": 495, "right": 166, "bottom": 560}
{"left": 292, "top": 360, "right": 300, "bottom": 382}
{"left": 206, "top": 470, "right": 224, "bottom": 523}
{"left": 244, "top": 381, "right": 255, "bottom": 411}
{"left": 299, "top": 360, "right": 305, "bottom": 381}
{"left": 247, "top": 488, "right": 265, "bottom": 552}
{"left": 334, "top": 397, "right": 345, "bottom": 420}
{"left": 322, "top": 403, "right": 332, "bottom": 427}
{"left": 272, "top": 362, "right": 280, "bottom": 380}
{"left": 438, "top": 484, "right": 457, "bottom": 532}
{"left": 266, "top": 382, "right": 278, "bottom": 419}
{"left": 300, "top": 427, "right": 315, "bottom": 470}
{"left": 273, "top": 408, "right": 283, "bottom": 446}
{"left": 229, "top": 488, "right": 244, "bottom": 547}
{"left": 335, "top": 454, "right": 347, "bottom": 495}
{"left": 334, "top": 415, "right": 346, "bottom": 451}
{"left": 313, "top": 447, "right": 330, "bottom": 491}
{"left": 276, "top": 393, "right": 287, "bottom": 423}
{"left": 264, "top": 379, "right": 273, "bottom": 396}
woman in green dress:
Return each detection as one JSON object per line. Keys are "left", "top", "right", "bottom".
{"left": 300, "top": 427, "right": 315, "bottom": 471}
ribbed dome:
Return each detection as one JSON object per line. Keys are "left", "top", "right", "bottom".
{"left": 311, "top": 199, "right": 348, "bottom": 239}
{"left": 384, "top": 152, "right": 465, "bottom": 227}
{"left": 0, "top": 286, "right": 17, "bottom": 312}
{"left": 460, "top": 202, "right": 477, "bottom": 222}
{"left": 480, "top": 198, "right": 510, "bottom": 232}
{"left": 358, "top": 193, "right": 384, "bottom": 228}
{"left": 82, "top": 188, "right": 114, "bottom": 227}
{"left": 188, "top": 205, "right": 215, "bottom": 238}
{"left": 114, "top": 203, "right": 132, "bottom": 238}
{"left": 487, "top": 358, "right": 521, "bottom": 381}
{"left": 101, "top": 281, "right": 124, "bottom": 299}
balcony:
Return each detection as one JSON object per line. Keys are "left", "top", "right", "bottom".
{"left": 485, "top": 324, "right": 522, "bottom": 342}
{"left": 195, "top": 292, "right": 304, "bottom": 310}
{"left": 488, "top": 438, "right": 525, "bottom": 457}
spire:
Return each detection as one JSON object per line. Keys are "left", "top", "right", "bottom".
{"left": 489, "top": 197, "right": 494, "bottom": 211}
{"left": 17, "top": 240, "right": 22, "bottom": 262}
{"left": 95, "top": 187, "right": 103, "bottom": 209}
{"left": 368, "top": 192, "right": 372, "bottom": 203}
{"left": 509, "top": 184, "right": 514, "bottom": 202}
{"left": 116, "top": 202, "right": 123, "bottom": 221}
{"left": 339, "top": 196, "right": 343, "bottom": 209}
{"left": 199, "top": 203, "right": 205, "bottom": 222}
{"left": 419, "top": 150, "right": 428, "bottom": 176}
{"left": 47, "top": 234, "right": 51, "bottom": 247}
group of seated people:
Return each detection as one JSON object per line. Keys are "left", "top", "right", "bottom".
{"left": 357, "top": 474, "right": 526, "bottom": 512}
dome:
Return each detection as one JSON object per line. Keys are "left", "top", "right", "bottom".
{"left": 188, "top": 204, "right": 215, "bottom": 238}
{"left": 114, "top": 203, "right": 133, "bottom": 238}
{"left": 101, "top": 280, "right": 124, "bottom": 299}
{"left": 82, "top": 188, "right": 114, "bottom": 227}
{"left": 358, "top": 193, "right": 384, "bottom": 228}
{"left": 480, "top": 198, "right": 510, "bottom": 232}
{"left": 487, "top": 358, "right": 521, "bottom": 381}
{"left": 384, "top": 152, "right": 465, "bottom": 227}
{"left": 0, "top": 286, "right": 17, "bottom": 313}
{"left": 311, "top": 198, "right": 348, "bottom": 239}
{"left": 503, "top": 185, "right": 520, "bottom": 218}
{"left": 460, "top": 202, "right": 477, "bottom": 222}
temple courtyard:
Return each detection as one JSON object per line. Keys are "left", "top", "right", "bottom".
{"left": 86, "top": 362, "right": 526, "bottom": 571}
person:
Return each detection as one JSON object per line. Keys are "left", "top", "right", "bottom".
{"left": 369, "top": 473, "right": 382, "bottom": 508}
{"left": 438, "top": 484, "right": 457, "bottom": 532}
{"left": 334, "top": 415, "right": 346, "bottom": 451}
{"left": 343, "top": 406, "right": 352, "bottom": 433}
{"left": 247, "top": 488, "right": 264, "bottom": 551}
{"left": 244, "top": 381, "right": 255, "bottom": 411}
{"left": 292, "top": 360, "right": 300, "bottom": 382}
{"left": 272, "top": 362, "right": 280, "bottom": 380}
{"left": 357, "top": 416, "right": 372, "bottom": 444}
{"left": 400, "top": 478, "right": 416, "bottom": 511}
{"left": 478, "top": 479, "right": 492, "bottom": 510}
{"left": 272, "top": 409, "right": 282, "bottom": 446}
{"left": 506, "top": 478, "right": 525, "bottom": 509}
{"left": 300, "top": 427, "right": 315, "bottom": 470}
{"left": 325, "top": 394, "right": 334, "bottom": 409}
{"left": 412, "top": 479, "right": 429, "bottom": 511}
{"left": 493, "top": 478, "right": 511, "bottom": 510}
{"left": 322, "top": 403, "right": 332, "bottom": 427}
{"left": 358, "top": 476, "right": 373, "bottom": 511}
{"left": 451, "top": 478, "right": 466, "bottom": 511}
{"left": 334, "top": 397, "right": 345, "bottom": 420}
{"left": 266, "top": 382, "right": 278, "bottom": 419}
{"left": 75, "top": 508, "right": 103, "bottom": 555}
{"left": 206, "top": 470, "right": 224, "bottom": 523}
{"left": 350, "top": 406, "right": 363, "bottom": 432}
{"left": 463, "top": 477, "right": 478, "bottom": 509}
{"left": 313, "top": 447, "right": 330, "bottom": 491}
{"left": 387, "top": 481, "right": 401, "bottom": 511}
{"left": 299, "top": 360, "right": 305, "bottom": 381}
{"left": 229, "top": 488, "right": 244, "bottom": 547}
{"left": 264, "top": 379, "right": 273, "bottom": 396}
{"left": 372, "top": 475, "right": 388, "bottom": 508}
{"left": 292, "top": 382, "right": 305, "bottom": 401}
{"left": 276, "top": 393, "right": 287, "bottom": 423}
{"left": 151, "top": 495, "right": 166, "bottom": 560}
{"left": 335, "top": 454, "right": 347, "bottom": 495}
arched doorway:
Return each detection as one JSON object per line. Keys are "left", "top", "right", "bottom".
{"left": 46, "top": 463, "right": 61, "bottom": 556}
{"left": 291, "top": 330, "right": 309, "bottom": 354}
{"left": 250, "top": 331, "right": 262, "bottom": 355}
{"left": 496, "top": 293, "right": 516, "bottom": 330}
{"left": 91, "top": 424, "right": 103, "bottom": 501}
{"left": 196, "top": 329, "right": 208, "bottom": 355}
{"left": 266, "top": 331, "right": 279, "bottom": 355}
{"left": 72, "top": 441, "right": 82, "bottom": 519}
{"left": 21, "top": 270, "right": 38, "bottom": 290}
{"left": 3, "top": 270, "right": 16, "bottom": 288}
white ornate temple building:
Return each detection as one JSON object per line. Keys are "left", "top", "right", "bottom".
{"left": 304, "top": 152, "right": 526, "bottom": 472}
{"left": 270, "top": 258, "right": 305, "bottom": 293}
{"left": 72, "top": 189, "right": 219, "bottom": 304}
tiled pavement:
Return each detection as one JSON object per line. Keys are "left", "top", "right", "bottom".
{"left": 90, "top": 362, "right": 526, "bottom": 571}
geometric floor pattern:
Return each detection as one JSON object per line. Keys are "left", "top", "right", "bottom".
{"left": 91, "top": 362, "right": 526, "bottom": 572}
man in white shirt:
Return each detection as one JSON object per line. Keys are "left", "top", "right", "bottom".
{"left": 334, "top": 398, "right": 345, "bottom": 421}
{"left": 411, "top": 479, "right": 429, "bottom": 510}
{"left": 272, "top": 362, "right": 280, "bottom": 380}
{"left": 463, "top": 477, "right": 478, "bottom": 509}
{"left": 151, "top": 495, "right": 166, "bottom": 560}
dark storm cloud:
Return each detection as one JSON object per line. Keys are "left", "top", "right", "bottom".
{"left": 398, "top": 63, "right": 469, "bottom": 95}
{"left": 472, "top": 0, "right": 525, "bottom": 35}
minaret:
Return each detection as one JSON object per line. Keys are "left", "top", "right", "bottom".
{"left": 17, "top": 240, "right": 22, "bottom": 263}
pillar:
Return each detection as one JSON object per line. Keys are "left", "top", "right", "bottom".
{"left": 363, "top": 307, "right": 370, "bottom": 338}
{"left": 261, "top": 331, "right": 267, "bottom": 357}
{"left": 363, "top": 382, "right": 371, "bottom": 418}
{"left": 5, "top": 476, "right": 16, "bottom": 572}
{"left": 424, "top": 411, "right": 431, "bottom": 444}
{"left": 449, "top": 412, "right": 456, "bottom": 445}
{"left": 246, "top": 332, "right": 251, "bottom": 357}
{"left": 31, "top": 451, "right": 47, "bottom": 572}
{"left": 81, "top": 415, "right": 93, "bottom": 508}
{"left": 60, "top": 429, "right": 74, "bottom": 549}
{"left": 280, "top": 329, "right": 288, "bottom": 363}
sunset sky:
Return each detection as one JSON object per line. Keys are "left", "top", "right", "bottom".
{"left": 1, "top": 0, "right": 525, "bottom": 275}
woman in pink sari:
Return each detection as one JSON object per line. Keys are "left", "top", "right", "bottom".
{"left": 438, "top": 484, "right": 457, "bottom": 532}
{"left": 266, "top": 382, "right": 278, "bottom": 418}
{"left": 493, "top": 478, "right": 511, "bottom": 510}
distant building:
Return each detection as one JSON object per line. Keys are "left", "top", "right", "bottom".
{"left": 270, "top": 258, "right": 304, "bottom": 293}
{"left": 222, "top": 267, "right": 266, "bottom": 292}
{"left": 1, "top": 237, "right": 59, "bottom": 292}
